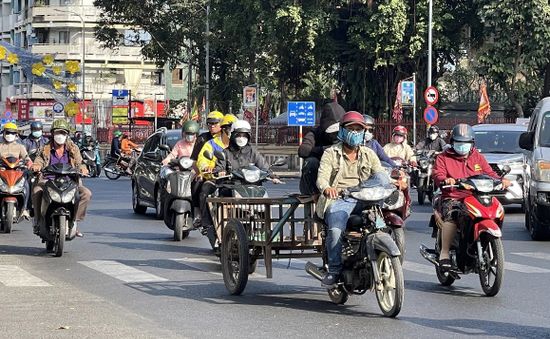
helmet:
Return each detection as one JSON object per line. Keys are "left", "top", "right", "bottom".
{"left": 451, "top": 123, "right": 474, "bottom": 143}
{"left": 221, "top": 114, "right": 237, "bottom": 127}
{"left": 392, "top": 125, "right": 408, "bottom": 136}
{"left": 51, "top": 119, "right": 71, "bottom": 133}
{"left": 182, "top": 120, "right": 200, "bottom": 134}
{"left": 113, "top": 130, "right": 122, "bottom": 138}
{"left": 428, "top": 125, "right": 439, "bottom": 134}
{"left": 206, "top": 110, "right": 224, "bottom": 123}
{"left": 3, "top": 122, "right": 18, "bottom": 133}
{"left": 341, "top": 111, "right": 367, "bottom": 128}
{"left": 232, "top": 120, "right": 252, "bottom": 134}
{"left": 30, "top": 121, "right": 43, "bottom": 131}
{"left": 363, "top": 114, "right": 375, "bottom": 126}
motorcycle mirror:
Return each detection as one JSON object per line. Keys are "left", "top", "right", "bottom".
{"left": 271, "top": 157, "right": 287, "bottom": 167}
{"left": 159, "top": 144, "right": 170, "bottom": 152}
{"left": 501, "top": 165, "right": 511, "bottom": 176}
{"left": 213, "top": 150, "right": 226, "bottom": 161}
{"left": 203, "top": 150, "right": 214, "bottom": 160}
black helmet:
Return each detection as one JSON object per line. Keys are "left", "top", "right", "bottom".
{"left": 30, "top": 121, "right": 43, "bottom": 131}
{"left": 428, "top": 125, "right": 439, "bottom": 134}
{"left": 451, "top": 124, "right": 474, "bottom": 143}
{"left": 363, "top": 114, "right": 375, "bottom": 126}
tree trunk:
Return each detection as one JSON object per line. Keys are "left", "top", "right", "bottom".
{"left": 505, "top": 85, "right": 524, "bottom": 118}
{"left": 543, "top": 63, "right": 550, "bottom": 98}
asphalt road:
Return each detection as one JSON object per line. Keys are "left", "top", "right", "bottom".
{"left": 1, "top": 177, "right": 550, "bottom": 338}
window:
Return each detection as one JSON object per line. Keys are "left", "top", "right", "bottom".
{"left": 474, "top": 130, "right": 524, "bottom": 154}
{"left": 172, "top": 68, "right": 183, "bottom": 85}
{"left": 58, "top": 31, "right": 69, "bottom": 44}
{"left": 143, "top": 133, "right": 161, "bottom": 153}
{"left": 539, "top": 112, "right": 550, "bottom": 147}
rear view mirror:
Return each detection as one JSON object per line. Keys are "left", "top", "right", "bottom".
{"left": 501, "top": 165, "right": 511, "bottom": 176}
{"left": 271, "top": 157, "right": 287, "bottom": 167}
{"left": 213, "top": 150, "right": 226, "bottom": 161}
{"left": 203, "top": 150, "right": 213, "bottom": 160}
{"left": 159, "top": 144, "right": 170, "bottom": 152}
{"left": 519, "top": 131, "right": 534, "bottom": 151}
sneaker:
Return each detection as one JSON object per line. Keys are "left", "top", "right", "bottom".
{"left": 21, "top": 209, "right": 30, "bottom": 220}
{"left": 321, "top": 273, "right": 340, "bottom": 288}
{"left": 193, "top": 217, "right": 202, "bottom": 229}
{"left": 74, "top": 221, "right": 83, "bottom": 237}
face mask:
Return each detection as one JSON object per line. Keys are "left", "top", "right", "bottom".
{"left": 4, "top": 134, "right": 16, "bottom": 143}
{"left": 393, "top": 135, "right": 405, "bottom": 144}
{"left": 338, "top": 128, "right": 365, "bottom": 148}
{"left": 54, "top": 134, "right": 67, "bottom": 145}
{"left": 184, "top": 134, "right": 196, "bottom": 143}
{"left": 32, "top": 131, "right": 43, "bottom": 138}
{"left": 364, "top": 131, "right": 373, "bottom": 142}
{"left": 429, "top": 133, "right": 438, "bottom": 141}
{"left": 235, "top": 136, "right": 248, "bottom": 148}
{"left": 453, "top": 142, "right": 472, "bottom": 155}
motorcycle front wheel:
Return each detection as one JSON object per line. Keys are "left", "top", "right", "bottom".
{"left": 53, "top": 216, "right": 67, "bottom": 257}
{"left": 479, "top": 236, "right": 504, "bottom": 296}
{"left": 374, "top": 251, "right": 404, "bottom": 317}
{"left": 2, "top": 201, "right": 14, "bottom": 233}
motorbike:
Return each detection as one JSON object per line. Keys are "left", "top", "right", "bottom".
{"left": 305, "top": 174, "right": 404, "bottom": 317}
{"left": 420, "top": 171, "right": 509, "bottom": 296}
{"left": 0, "top": 156, "right": 28, "bottom": 233}
{"left": 81, "top": 144, "right": 101, "bottom": 178}
{"left": 414, "top": 150, "right": 439, "bottom": 205}
{"left": 103, "top": 148, "right": 141, "bottom": 180}
{"left": 35, "top": 163, "right": 81, "bottom": 257}
{"left": 159, "top": 156, "right": 195, "bottom": 241}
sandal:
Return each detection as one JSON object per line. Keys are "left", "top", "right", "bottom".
{"left": 439, "top": 258, "right": 451, "bottom": 272}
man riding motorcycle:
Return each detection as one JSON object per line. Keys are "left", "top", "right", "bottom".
{"left": 31, "top": 119, "right": 92, "bottom": 237}
{"left": 316, "top": 111, "right": 386, "bottom": 287}
{"left": 162, "top": 120, "right": 199, "bottom": 166}
{"left": 415, "top": 125, "right": 446, "bottom": 152}
{"left": 0, "top": 122, "right": 33, "bottom": 219}
{"left": 23, "top": 121, "right": 49, "bottom": 155}
{"left": 432, "top": 123, "right": 510, "bottom": 272}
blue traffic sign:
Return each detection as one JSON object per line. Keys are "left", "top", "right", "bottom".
{"left": 53, "top": 102, "right": 64, "bottom": 114}
{"left": 112, "top": 89, "right": 129, "bottom": 97}
{"left": 423, "top": 105, "right": 439, "bottom": 125}
{"left": 401, "top": 81, "right": 415, "bottom": 106}
{"left": 4, "top": 111, "right": 11, "bottom": 119}
{"left": 287, "top": 101, "right": 315, "bottom": 126}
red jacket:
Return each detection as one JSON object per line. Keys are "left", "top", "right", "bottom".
{"left": 433, "top": 147, "right": 499, "bottom": 200}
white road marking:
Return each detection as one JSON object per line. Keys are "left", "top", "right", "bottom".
{"left": 511, "top": 252, "right": 550, "bottom": 262}
{"left": 505, "top": 262, "right": 550, "bottom": 274}
{"left": 79, "top": 260, "right": 168, "bottom": 283}
{"left": 170, "top": 257, "right": 222, "bottom": 276}
{"left": 403, "top": 262, "right": 436, "bottom": 275}
{"left": 0, "top": 265, "right": 51, "bottom": 287}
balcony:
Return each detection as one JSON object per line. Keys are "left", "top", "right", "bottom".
{"left": 31, "top": 5, "right": 101, "bottom": 23}
{"left": 30, "top": 43, "right": 146, "bottom": 63}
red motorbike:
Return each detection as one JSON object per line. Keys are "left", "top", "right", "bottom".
{"left": 381, "top": 161, "right": 408, "bottom": 263}
{"left": 420, "top": 173, "right": 508, "bottom": 296}
{"left": 0, "top": 156, "right": 27, "bottom": 233}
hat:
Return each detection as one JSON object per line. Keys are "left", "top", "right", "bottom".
{"left": 206, "top": 111, "right": 224, "bottom": 123}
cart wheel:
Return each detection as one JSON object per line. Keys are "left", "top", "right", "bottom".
{"left": 221, "top": 219, "right": 249, "bottom": 295}
{"left": 327, "top": 286, "right": 349, "bottom": 304}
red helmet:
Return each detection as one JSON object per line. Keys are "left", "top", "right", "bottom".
{"left": 392, "top": 125, "right": 408, "bottom": 136}
{"left": 341, "top": 111, "right": 367, "bottom": 128}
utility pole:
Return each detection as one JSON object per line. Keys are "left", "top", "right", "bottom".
{"left": 204, "top": 1, "right": 210, "bottom": 126}
{"left": 427, "top": 0, "right": 433, "bottom": 87}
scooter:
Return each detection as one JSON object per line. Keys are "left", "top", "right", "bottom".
{"left": 103, "top": 148, "right": 141, "bottom": 180}
{"left": 35, "top": 164, "right": 81, "bottom": 257}
{"left": 305, "top": 173, "right": 404, "bottom": 317}
{"left": 159, "top": 156, "right": 195, "bottom": 241}
{"left": 0, "top": 156, "right": 28, "bottom": 233}
{"left": 420, "top": 171, "right": 509, "bottom": 296}
{"left": 414, "top": 150, "right": 439, "bottom": 205}
{"left": 81, "top": 144, "right": 100, "bottom": 178}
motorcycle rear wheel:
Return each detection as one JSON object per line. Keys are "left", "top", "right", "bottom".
{"left": 374, "top": 252, "right": 404, "bottom": 317}
{"left": 104, "top": 162, "right": 121, "bottom": 180}
{"left": 327, "top": 286, "right": 349, "bottom": 305}
{"left": 173, "top": 213, "right": 189, "bottom": 241}
{"left": 479, "top": 237, "right": 504, "bottom": 296}
{"left": 54, "top": 216, "right": 66, "bottom": 257}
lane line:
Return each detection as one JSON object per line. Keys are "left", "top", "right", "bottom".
{"left": 511, "top": 252, "right": 550, "bottom": 262}
{"left": 505, "top": 262, "right": 550, "bottom": 274}
{"left": 0, "top": 265, "right": 51, "bottom": 287}
{"left": 79, "top": 260, "right": 168, "bottom": 283}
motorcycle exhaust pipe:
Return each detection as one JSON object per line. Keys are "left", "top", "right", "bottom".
{"left": 419, "top": 244, "right": 439, "bottom": 266}
{"left": 305, "top": 261, "right": 324, "bottom": 282}
{"left": 103, "top": 167, "right": 117, "bottom": 174}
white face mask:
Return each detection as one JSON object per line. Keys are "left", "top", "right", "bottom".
{"left": 54, "top": 134, "right": 67, "bottom": 145}
{"left": 429, "top": 133, "right": 438, "bottom": 141}
{"left": 235, "top": 136, "right": 248, "bottom": 148}
{"left": 4, "top": 134, "right": 16, "bottom": 143}
{"left": 32, "top": 131, "right": 43, "bottom": 138}
{"left": 184, "top": 134, "right": 196, "bottom": 143}
{"left": 364, "top": 131, "right": 373, "bottom": 142}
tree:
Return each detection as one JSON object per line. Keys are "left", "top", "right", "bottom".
{"left": 476, "top": 0, "right": 550, "bottom": 117}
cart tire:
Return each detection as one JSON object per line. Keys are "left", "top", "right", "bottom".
{"left": 327, "top": 286, "right": 349, "bottom": 305}
{"left": 221, "top": 219, "right": 249, "bottom": 295}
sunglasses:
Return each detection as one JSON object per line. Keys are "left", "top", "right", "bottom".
{"left": 4, "top": 131, "right": 17, "bottom": 135}
{"left": 207, "top": 121, "right": 220, "bottom": 126}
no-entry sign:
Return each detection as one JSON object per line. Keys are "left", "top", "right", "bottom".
{"left": 424, "top": 86, "right": 439, "bottom": 106}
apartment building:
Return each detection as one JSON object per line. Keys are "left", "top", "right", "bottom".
{"left": 0, "top": 0, "right": 171, "bottom": 128}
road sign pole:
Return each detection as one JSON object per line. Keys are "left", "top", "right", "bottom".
{"left": 299, "top": 125, "right": 303, "bottom": 174}
{"left": 413, "top": 72, "right": 417, "bottom": 146}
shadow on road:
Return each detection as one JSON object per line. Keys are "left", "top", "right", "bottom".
{"left": 88, "top": 231, "right": 173, "bottom": 241}
{"left": 405, "top": 279, "right": 484, "bottom": 297}
{"left": 401, "top": 316, "right": 550, "bottom": 337}
{"left": 88, "top": 208, "right": 157, "bottom": 221}
{"left": 0, "top": 244, "right": 52, "bottom": 257}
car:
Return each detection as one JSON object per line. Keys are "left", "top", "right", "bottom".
{"left": 519, "top": 97, "right": 550, "bottom": 240}
{"left": 473, "top": 123, "right": 527, "bottom": 207}
{"left": 131, "top": 127, "right": 183, "bottom": 218}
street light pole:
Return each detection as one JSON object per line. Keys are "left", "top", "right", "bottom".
{"left": 427, "top": 0, "right": 433, "bottom": 87}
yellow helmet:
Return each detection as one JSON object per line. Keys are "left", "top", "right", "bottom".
{"left": 221, "top": 114, "right": 237, "bottom": 127}
{"left": 3, "top": 122, "right": 18, "bottom": 133}
{"left": 206, "top": 110, "right": 224, "bottom": 123}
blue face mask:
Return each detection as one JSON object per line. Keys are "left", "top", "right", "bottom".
{"left": 453, "top": 142, "right": 472, "bottom": 155}
{"left": 32, "top": 131, "right": 42, "bottom": 138}
{"left": 338, "top": 127, "right": 365, "bottom": 148}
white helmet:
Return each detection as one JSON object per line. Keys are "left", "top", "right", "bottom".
{"left": 232, "top": 120, "right": 252, "bottom": 134}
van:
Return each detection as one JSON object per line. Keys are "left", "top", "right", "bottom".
{"left": 519, "top": 97, "right": 550, "bottom": 240}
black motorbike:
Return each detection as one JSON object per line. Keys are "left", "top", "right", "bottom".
{"left": 35, "top": 164, "right": 81, "bottom": 257}
{"left": 103, "top": 148, "right": 141, "bottom": 180}
{"left": 159, "top": 156, "right": 195, "bottom": 241}
{"left": 305, "top": 174, "right": 404, "bottom": 317}
{"left": 414, "top": 150, "right": 438, "bottom": 205}
{"left": 81, "top": 144, "right": 100, "bottom": 178}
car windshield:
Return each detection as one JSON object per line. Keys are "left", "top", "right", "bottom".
{"left": 166, "top": 133, "right": 180, "bottom": 149}
{"left": 539, "top": 112, "right": 550, "bottom": 147}
{"left": 474, "top": 130, "right": 523, "bottom": 153}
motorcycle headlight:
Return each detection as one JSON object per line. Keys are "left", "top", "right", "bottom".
{"left": 47, "top": 187, "right": 62, "bottom": 202}
{"left": 383, "top": 191, "right": 405, "bottom": 210}
{"left": 179, "top": 158, "right": 194, "bottom": 170}
{"left": 534, "top": 160, "right": 550, "bottom": 182}
{"left": 419, "top": 159, "right": 428, "bottom": 169}
{"left": 62, "top": 188, "right": 77, "bottom": 203}
{"left": 242, "top": 169, "right": 261, "bottom": 183}
{"left": 470, "top": 179, "right": 495, "bottom": 193}
{"left": 351, "top": 187, "right": 394, "bottom": 201}
{"left": 0, "top": 180, "right": 7, "bottom": 192}
{"left": 8, "top": 179, "right": 25, "bottom": 194}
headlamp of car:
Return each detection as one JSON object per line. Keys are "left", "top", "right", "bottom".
{"left": 534, "top": 161, "right": 550, "bottom": 182}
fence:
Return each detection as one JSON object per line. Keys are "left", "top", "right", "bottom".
{"left": 97, "top": 125, "right": 155, "bottom": 144}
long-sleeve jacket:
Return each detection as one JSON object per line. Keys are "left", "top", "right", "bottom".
{"left": 298, "top": 102, "right": 345, "bottom": 160}
{"left": 196, "top": 136, "right": 226, "bottom": 179}
{"left": 215, "top": 142, "right": 270, "bottom": 174}
{"left": 33, "top": 139, "right": 85, "bottom": 172}
{"left": 121, "top": 139, "right": 138, "bottom": 155}
{"left": 316, "top": 143, "right": 384, "bottom": 219}
{"left": 23, "top": 136, "right": 49, "bottom": 153}
{"left": 433, "top": 147, "right": 498, "bottom": 200}
{"left": 191, "top": 132, "right": 215, "bottom": 161}
{"left": 415, "top": 137, "right": 447, "bottom": 152}
{"left": 383, "top": 142, "right": 416, "bottom": 162}
{"left": 110, "top": 137, "right": 121, "bottom": 157}
{"left": 0, "top": 142, "right": 30, "bottom": 162}
{"left": 365, "top": 139, "right": 395, "bottom": 166}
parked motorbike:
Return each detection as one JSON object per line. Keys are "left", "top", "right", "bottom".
{"left": 35, "top": 164, "right": 81, "bottom": 257}
{"left": 305, "top": 174, "right": 404, "bottom": 317}
{"left": 414, "top": 150, "right": 439, "bottom": 205}
{"left": 420, "top": 171, "right": 509, "bottom": 296}
{"left": 81, "top": 144, "right": 101, "bottom": 178}
{"left": 0, "top": 156, "right": 28, "bottom": 233}
{"left": 103, "top": 148, "right": 141, "bottom": 180}
{"left": 159, "top": 155, "right": 195, "bottom": 241}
